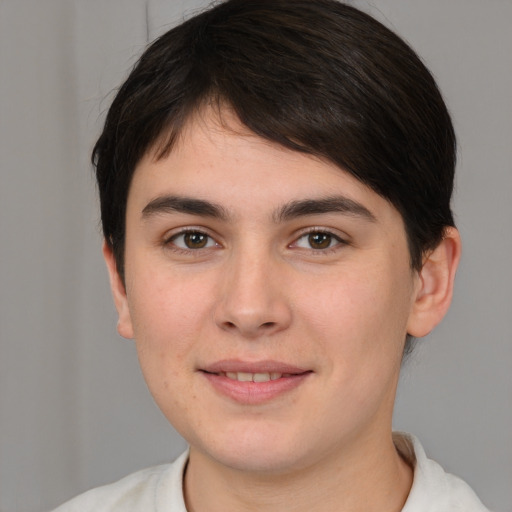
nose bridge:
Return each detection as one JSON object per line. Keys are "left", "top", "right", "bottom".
{"left": 215, "top": 240, "right": 291, "bottom": 337}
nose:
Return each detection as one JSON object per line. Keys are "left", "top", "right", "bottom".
{"left": 213, "top": 250, "right": 293, "bottom": 339}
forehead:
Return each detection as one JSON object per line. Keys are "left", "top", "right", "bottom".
{"left": 128, "top": 109, "right": 402, "bottom": 229}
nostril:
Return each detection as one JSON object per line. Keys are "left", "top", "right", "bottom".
{"left": 221, "top": 320, "right": 276, "bottom": 332}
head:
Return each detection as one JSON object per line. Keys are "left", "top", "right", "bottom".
{"left": 96, "top": 0, "right": 461, "bottom": 478}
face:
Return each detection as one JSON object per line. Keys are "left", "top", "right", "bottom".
{"left": 107, "top": 110, "right": 431, "bottom": 476}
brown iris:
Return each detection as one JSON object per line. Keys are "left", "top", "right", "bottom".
{"left": 308, "top": 232, "right": 333, "bottom": 249}
{"left": 183, "top": 232, "right": 208, "bottom": 249}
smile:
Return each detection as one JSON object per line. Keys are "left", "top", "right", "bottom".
{"left": 200, "top": 361, "right": 312, "bottom": 404}
{"left": 221, "top": 371, "right": 287, "bottom": 382}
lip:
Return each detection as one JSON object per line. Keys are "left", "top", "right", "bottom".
{"left": 199, "top": 359, "right": 312, "bottom": 405}
{"left": 202, "top": 359, "right": 309, "bottom": 375}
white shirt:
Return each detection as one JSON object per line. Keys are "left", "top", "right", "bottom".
{"left": 52, "top": 433, "right": 490, "bottom": 511}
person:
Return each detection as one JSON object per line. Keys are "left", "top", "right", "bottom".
{"left": 53, "top": 0, "right": 490, "bottom": 510}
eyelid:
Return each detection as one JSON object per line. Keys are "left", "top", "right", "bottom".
{"left": 163, "top": 226, "right": 221, "bottom": 251}
{"left": 161, "top": 225, "right": 349, "bottom": 253}
{"left": 289, "top": 227, "right": 349, "bottom": 251}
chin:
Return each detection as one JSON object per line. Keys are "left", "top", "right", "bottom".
{"left": 193, "top": 424, "right": 317, "bottom": 475}
{"left": 213, "top": 447, "right": 304, "bottom": 475}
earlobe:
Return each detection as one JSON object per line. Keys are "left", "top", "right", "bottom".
{"left": 102, "top": 241, "right": 134, "bottom": 339}
{"left": 407, "top": 227, "right": 461, "bottom": 338}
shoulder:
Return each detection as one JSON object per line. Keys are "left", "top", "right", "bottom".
{"left": 50, "top": 451, "right": 189, "bottom": 512}
{"left": 394, "top": 432, "right": 491, "bottom": 512}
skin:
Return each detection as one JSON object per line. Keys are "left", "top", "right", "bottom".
{"left": 104, "top": 109, "right": 461, "bottom": 512}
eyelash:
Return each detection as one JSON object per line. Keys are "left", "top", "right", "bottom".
{"left": 164, "top": 228, "right": 220, "bottom": 254}
{"left": 163, "top": 228, "right": 347, "bottom": 255}
{"left": 291, "top": 228, "right": 347, "bottom": 253}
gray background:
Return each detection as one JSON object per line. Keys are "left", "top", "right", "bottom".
{"left": 0, "top": 1, "right": 510, "bottom": 511}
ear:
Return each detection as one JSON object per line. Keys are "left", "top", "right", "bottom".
{"left": 102, "top": 241, "right": 134, "bottom": 339}
{"left": 407, "top": 227, "right": 461, "bottom": 338}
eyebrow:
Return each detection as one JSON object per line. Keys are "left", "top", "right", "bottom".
{"left": 141, "top": 194, "right": 376, "bottom": 223}
{"left": 142, "top": 195, "right": 230, "bottom": 221}
{"left": 274, "top": 196, "right": 376, "bottom": 223}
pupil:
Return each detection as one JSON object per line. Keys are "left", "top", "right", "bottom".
{"left": 184, "top": 232, "right": 207, "bottom": 248}
{"left": 309, "top": 232, "right": 331, "bottom": 249}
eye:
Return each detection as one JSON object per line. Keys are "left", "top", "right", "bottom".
{"left": 293, "top": 231, "right": 344, "bottom": 250}
{"left": 168, "top": 230, "right": 218, "bottom": 250}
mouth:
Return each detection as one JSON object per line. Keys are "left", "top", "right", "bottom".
{"left": 199, "top": 360, "right": 312, "bottom": 404}
{"left": 207, "top": 371, "right": 297, "bottom": 382}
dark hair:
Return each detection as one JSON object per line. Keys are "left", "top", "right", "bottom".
{"left": 93, "top": 0, "right": 455, "bottom": 282}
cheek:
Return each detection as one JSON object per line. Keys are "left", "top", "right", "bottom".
{"left": 126, "top": 268, "right": 216, "bottom": 382}
{"left": 299, "top": 260, "right": 414, "bottom": 361}
{"left": 127, "top": 273, "right": 211, "bottom": 424}
{"left": 129, "top": 265, "right": 210, "bottom": 335}
{"left": 300, "top": 262, "right": 413, "bottom": 416}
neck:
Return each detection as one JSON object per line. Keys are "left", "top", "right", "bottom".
{"left": 184, "top": 430, "right": 413, "bottom": 512}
